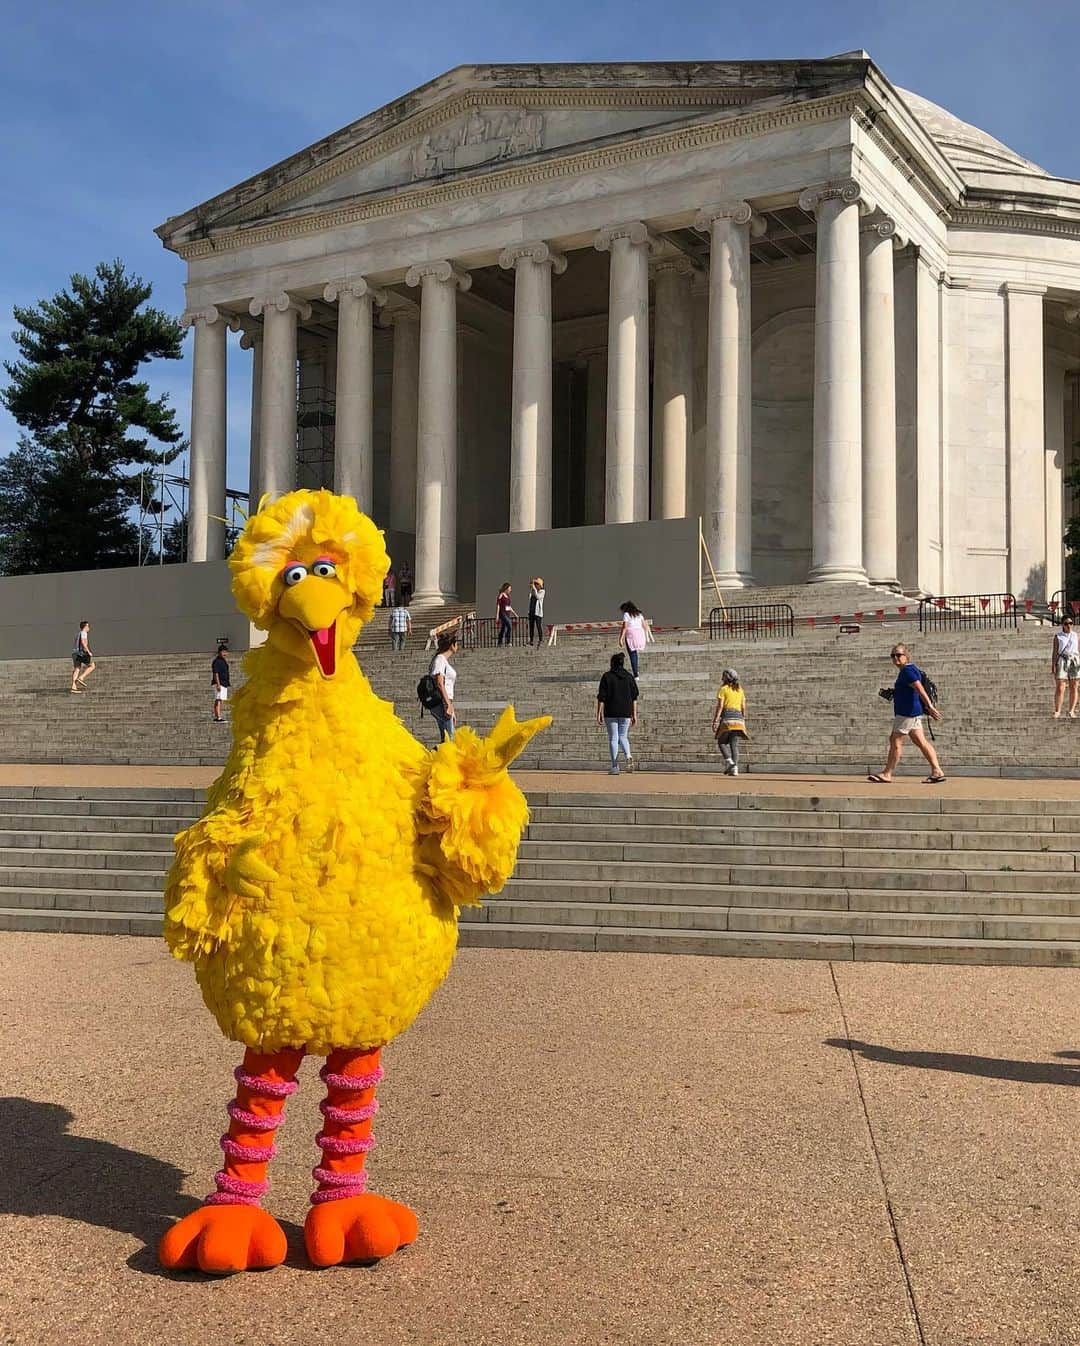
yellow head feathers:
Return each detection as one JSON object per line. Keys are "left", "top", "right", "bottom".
{"left": 230, "top": 490, "right": 389, "bottom": 631}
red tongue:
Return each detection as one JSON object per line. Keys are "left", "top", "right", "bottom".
{"left": 309, "top": 622, "right": 336, "bottom": 677}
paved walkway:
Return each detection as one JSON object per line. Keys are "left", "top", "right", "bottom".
{"left": 1, "top": 933, "right": 1078, "bottom": 1345}
{"left": 6, "top": 761, "right": 1080, "bottom": 800}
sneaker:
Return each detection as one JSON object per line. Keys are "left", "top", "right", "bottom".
{"left": 731, "top": 765, "right": 739, "bottom": 776}
{"left": 723, "top": 764, "right": 734, "bottom": 776}
{"left": 608, "top": 766, "right": 620, "bottom": 775}
{"left": 1054, "top": 711, "right": 1062, "bottom": 719}
{"left": 1071, "top": 711, "right": 1078, "bottom": 720}
{"left": 625, "top": 758, "right": 635, "bottom": 773}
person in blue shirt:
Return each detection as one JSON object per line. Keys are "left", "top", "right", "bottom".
{"left": 868, "top": 643, "right": 946, "bottom": 784}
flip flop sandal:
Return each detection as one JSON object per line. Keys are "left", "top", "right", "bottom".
{"left": 924, "top": 775, "right": 947, "bottom": 784}
{"left": 867, "top": 774, "right": 890, "bottom": 783}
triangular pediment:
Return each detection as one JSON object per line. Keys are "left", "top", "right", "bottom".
{"left": 157, "top": 59, "right": 874, "bottom": 248}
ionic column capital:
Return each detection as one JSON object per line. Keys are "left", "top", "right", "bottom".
{"left": 248, "top": 291, "right": 313, "bottom": 321}
{"left": 594, "top": 221, "right": 655, "bottom": 253}
{"left": 180, "top": 305, "right": 241, "bottom": 332}
{"left": 404, "top": 259, "right": 472, "bottom": 291}
{"left": 323, "top": 277, "right": 388, "bottom": 306}
{"left": 860, "top": 211, "right": 909, "bottom": 250}
{"left": 798, "top": 180, "right": 871, "bottom": 215}
{"left": 650, "top": 253, "right": 698, "bottom": 279}
{"left": 694, "top": 202, "right": 767, "bottom": 237}
{"left": 498, "top": 240, "right": 568, "bottom": 274}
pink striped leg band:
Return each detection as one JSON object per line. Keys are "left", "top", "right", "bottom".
{"left": 319, "top": 1064, "right": 384, "bottom": 1092}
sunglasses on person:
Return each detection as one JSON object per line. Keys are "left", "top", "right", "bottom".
{"left": 890, "top": 650, "right": 904, "bottom": 660}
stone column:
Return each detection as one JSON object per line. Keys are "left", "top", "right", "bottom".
{"left": 860, "top": 213, "right": 900, "bottom": 588}
{"left": 324, "top": 278, "right": 386, "bottom": 510}
{"left": 578, "top": 348, "right": 607, "bottom": 527}
{"left": 1004, "top": 283, "right": 1047, "bottom": 599}
{"left": 651, "top": 254, "right": 695, "bottom": 519}
{"left": 181, "top": 306, "right": 237, "bottom": 562}
{"left": 499, "top": 241, "right": 567, "bottom": 532}
{"left": 384, "top": 303, "right": 421, "bottom": 537}
{"left": 240, "top": 328, "right": 263, "bottom": 507}
{"left": 405, "top": 260, "right": 471, "bottom": 603}
{"left": 696, "top": 203, "right": 763, "bottom": 584}
{"left": 798, "top": 181, "right": 867, "bottom": 584}
{"left": 249, "top": 291, "right": 312, "bottom": 500}
{"left": 595, "top": 223, "right": 652, "bottom": 522}
{"left": 1045, "top": 350, "right": 1068, "bottom": 601}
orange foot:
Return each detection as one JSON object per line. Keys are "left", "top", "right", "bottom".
{"left": 304, "top": 1193, "right": 418, "bottom": 1267}
{"left": 158, "top": 1204, "right": 287, "bottom": 1275}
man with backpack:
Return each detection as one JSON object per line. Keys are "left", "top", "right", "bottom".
{"left": 868, "top": 643, "right": 946, "bottom": 784}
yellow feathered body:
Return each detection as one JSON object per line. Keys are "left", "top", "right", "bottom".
{"left": 163, "top": 488, "right": 548, "bottom": 1057}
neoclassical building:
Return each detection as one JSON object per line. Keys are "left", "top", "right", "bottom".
{"left": 158, "top": 54, "right": 1080, "bottom": 604}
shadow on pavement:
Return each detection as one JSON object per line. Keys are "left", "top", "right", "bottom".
{"left": 0, "top": 1097, "right": 317, "bottom": 1278}
{"left": 825, "top": 1039, "right": 1080, "bottom": 1087}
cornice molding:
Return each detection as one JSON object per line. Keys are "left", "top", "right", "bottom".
{"left": 498, "top": 240, "right": 568, "bottom": 273}
{"left": 174, "top": 91, "right": 865, "bottom": 261}
{"left": 248, "top": 291, "right": 313, "bottom": 320}
{"left": 404, "top": 259, "right": 472, "bottom": 291}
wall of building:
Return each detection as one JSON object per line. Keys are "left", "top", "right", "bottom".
{"left": 476, "top": 517, "right": 701, "bottom": 630}
{"left": 0, "top": 562, "right": 249, "bottom": 660}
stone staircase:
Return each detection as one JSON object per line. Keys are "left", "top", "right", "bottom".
{"left": 0, "top": 618, "right": 1073, "bottom": 776}
{"left": 2, "top": 784, "right": 1080, "bottom": 967}
{"left": 699, "top": 579, "right": 908, "bottom": 619}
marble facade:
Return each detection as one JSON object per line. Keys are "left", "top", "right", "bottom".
{"left": 160, "top": 56, "right": 1080, "bottom": 603}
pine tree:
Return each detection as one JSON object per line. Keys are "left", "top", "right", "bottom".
{"left": 0, "top": 260, "right": 185, "bottom": 574}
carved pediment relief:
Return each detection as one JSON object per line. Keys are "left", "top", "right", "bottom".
{"left": 219, "top": 94, "right": 746, "bottom": 227}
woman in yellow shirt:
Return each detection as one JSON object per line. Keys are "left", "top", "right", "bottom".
{"left": 712, "top": 668, "right": 749, "bottom": 776}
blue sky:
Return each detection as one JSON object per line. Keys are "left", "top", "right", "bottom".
{"left": 2, "top": 0, "right": 1078, "bottom": 496}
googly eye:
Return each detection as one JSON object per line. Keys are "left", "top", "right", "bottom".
{"left": 282, "top": 563, "right": 308, "bottom": 587}
{"left": 312, "top": 559, "right": 337, "bottom": 579}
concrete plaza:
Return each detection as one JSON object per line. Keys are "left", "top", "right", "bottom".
{"left": 2, "top": 929, "right": 1079, "bottom": 1346}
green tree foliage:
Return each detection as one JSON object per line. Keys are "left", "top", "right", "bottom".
{"left": 1065, "top": 460, "right": 1080, "bottom": 599}
{"left": 0, "top": 260, "right": 185, "bottom": 574}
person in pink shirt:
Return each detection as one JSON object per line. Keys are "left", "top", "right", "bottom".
{"left": 619, "top": 601, "right": 648, "bottom": 677}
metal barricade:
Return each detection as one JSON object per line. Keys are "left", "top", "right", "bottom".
{"left": 917, "top": 593, "right": 1018, "bottom": 632}
{"left": 1048, "top": 590, "right": 1080, "bottom": 619}
{"left": 458, "top": 615, "right": 531, "bottom": 649}
{"left": 707, "top": 603, "right": 795, "bottom": 641}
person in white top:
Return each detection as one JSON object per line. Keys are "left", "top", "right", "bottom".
{"left": 1052, "top": 615, "right": 1080, "bottom": 718}
{"left": 619, "top": 601, "right": 648, "bottom": 678}
{"left": 429, "top": 631, "right": 459, "bottom": 742}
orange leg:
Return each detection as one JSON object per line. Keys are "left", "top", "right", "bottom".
{"left": 303, "top": 1047, "right": 418, "bottom": 1267}
{"left": 159, "top": 1046, "right": 305, "bottom": 1274}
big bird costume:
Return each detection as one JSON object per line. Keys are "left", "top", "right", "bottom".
{"left": 158, "top": 489, "right": 549, "bottom": 1274}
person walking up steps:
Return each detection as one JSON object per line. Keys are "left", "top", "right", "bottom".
{"left": 712, "top": 668, "right": 749, "bottom": 776}
{"left": 619, "top": 601, "right": 648, "bottom": 678}
{"left": 211, "top": 643, "right": 230, "bottom": 722}
{"left": 69, "top": 620, "right": 95, "bottom": 693}
{"left": 869, "top": 643, "right": 946, "bottom": 784}
{"left": 596, "top": 651, "right": 639, "bottom": 775}
{"left": 1052, "top": 615, "right": 1080, "bottom": 718}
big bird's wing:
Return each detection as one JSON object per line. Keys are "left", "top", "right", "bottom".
{"left": 415, "top": 706, "right": 551, "bottom": 908}
{"left": 163, "top": 803, "right": 277, "bottom": 961}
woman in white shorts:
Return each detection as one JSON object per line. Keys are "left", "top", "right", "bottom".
{"left": 1052, "top": 615, "right": 1080, "bottom": 718}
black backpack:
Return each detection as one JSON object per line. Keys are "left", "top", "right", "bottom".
{"left": 921, "top": 671, "right": 940, "bottom": 707}
{"left": 416, "top": 668, "right": 443, "bottom": 716}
